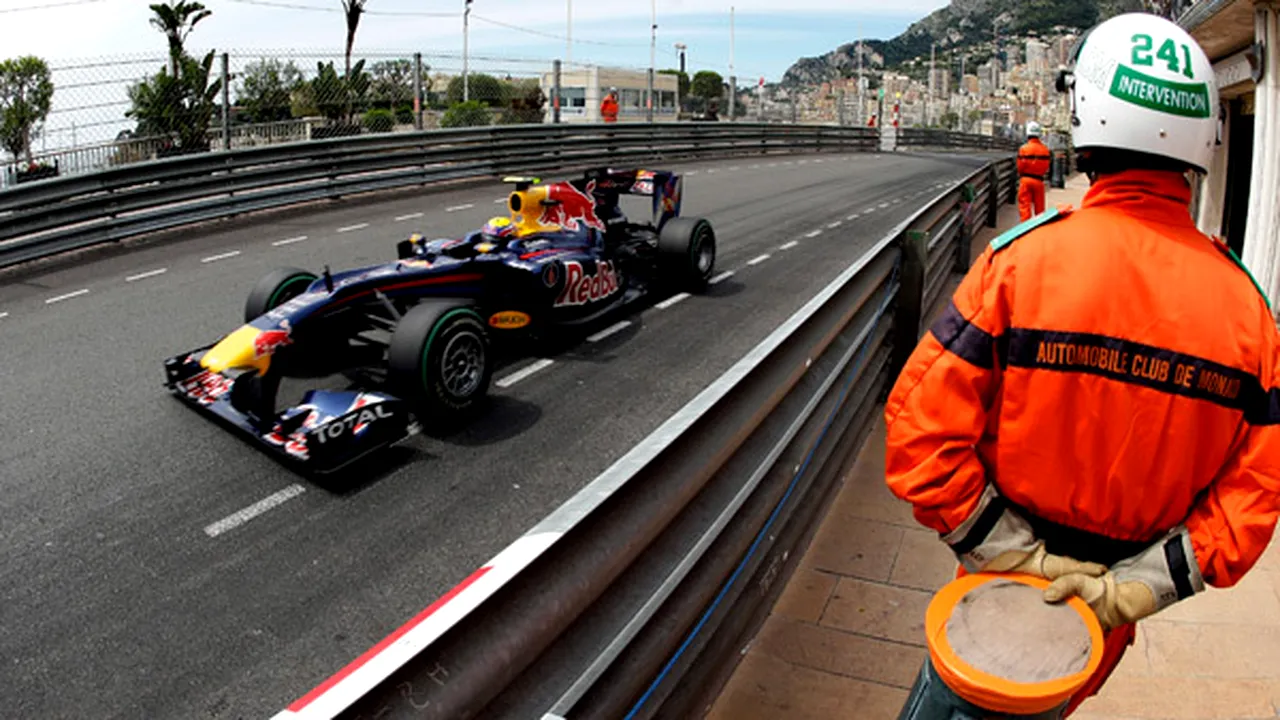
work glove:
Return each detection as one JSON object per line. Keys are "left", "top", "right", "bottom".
{"left": 943, "top": 484, "right": 1107, "bottom": 580}
{"left": 1044, "top": 526, "right": 1205, "bottom": 631}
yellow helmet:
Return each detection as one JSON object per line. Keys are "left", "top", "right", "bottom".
{"left": 482, "top": 216, "right": 515, "bottom": 238}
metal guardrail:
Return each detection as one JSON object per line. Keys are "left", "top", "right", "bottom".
{"left": 0, "top": 122, "right": 1010, "bottom": 272}
{"left": 896, "top": 129, "right": 1021, "bottom": 152}
{"left": 269, "top": 154, "right": 1018, "bottom": 720}
{"left": 0, "top": 122, "right": 884, "bottom": 271}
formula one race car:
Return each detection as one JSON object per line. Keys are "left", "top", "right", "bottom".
{"left": 163, "top": 167, "right": 716, "bottom": 475}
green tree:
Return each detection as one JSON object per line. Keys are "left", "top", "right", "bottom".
{"left": 341, "top": 0, "right": 367, "bottom": 78}
{"left": 148, "top": 1, "right": 212, "bottom": 77}
{"left": 690, "top": 70, "right": 724, "bottom": 111}
{"left": 363, "top": 107, "right": 395, "bottom": 132}
{"left": 658, "top": 69, "right": 689, "bottom": 106}
{"left": 0, "top": 56, "right": 55, "bottom": 162}
{"left": 446, "top": 73, "right": 506, "bottom": 107}
{"left": 441, "top": 100, "right": 492, "bottom": 128}
{"left": 126, "top": 50, "right": 223, "bottom": 152}
{"left": 939, "top": 110, "right": 959, "bottom": 131}
{"left": 498, "top": 78, "right": 545, "bottom": 124}
{"left": 310, "top": 59, "right": 368, "bottom": 124}
{"left": 236, "top": 58, "right": 303, "bottom": 123}
{"left": 369, "top": 59, "right": 414, "bottom": 108}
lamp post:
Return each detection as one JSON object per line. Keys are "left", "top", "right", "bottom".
{"left": 566, "top": 0, "right": 572, "bottom": 64}
{"left": 463, "top": 0, "right": 472, "bottom": 103}
{"left": 648, "top": 0, "right": 656, "bottom": 122}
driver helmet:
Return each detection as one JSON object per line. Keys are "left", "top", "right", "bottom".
{"left": 1026, "top": 121, "right": 1042, "bottom": 138}
{"left": 481, "top": 215, "right": 515, "bottom": 239}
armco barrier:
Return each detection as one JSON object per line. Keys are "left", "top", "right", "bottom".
{"left": 0, "top": 122, "right": 1011, "bottom": 271}
{"left": 269, "top": 153, "right": 1018, "bottom": 720}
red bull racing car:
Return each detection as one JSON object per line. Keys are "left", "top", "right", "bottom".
{"left": 163, "top": 167, "right": 716, "bottom": 476}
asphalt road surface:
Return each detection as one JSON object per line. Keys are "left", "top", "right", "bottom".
{"left": 0, "top": 150, "right": 991, "bottom": 719}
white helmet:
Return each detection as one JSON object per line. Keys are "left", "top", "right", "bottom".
{"left": 1026, "top": 121, "right": 1042, "bottom": 138}
{"left": 1061, "top": 12, "right": 1217, "bottom": 173}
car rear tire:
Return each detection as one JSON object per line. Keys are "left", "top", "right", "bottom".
{"left": 658, "top": 217, "right": 716, "bottom": 291}
{"left": 387, "top": 301, "right": 493, "bottom": 429}
{"left": 244, "top": 267, "right": 319, "bottom": 323}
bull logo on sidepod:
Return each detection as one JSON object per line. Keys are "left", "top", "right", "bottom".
{"left": 539, "top": 181, "right": 606, "bottom": 233}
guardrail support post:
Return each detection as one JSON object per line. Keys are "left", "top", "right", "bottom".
{"left": 891, "top": 229, "right": 929, "bottom": 378}
{"left": 553, "top": 59, "right": 562, "bottom": 124}
{"left": 220, "top": 53, "right": 231, "bottom": 151}
{"left": 837, "top": 89, "right": 845, "bottom": 127}
{"left": 729, "top": 75, "right": 736, "bottom": 122}
{"left": 414, "top": 53, "right": 424, "bottom": 131}
{"left": 986, "top": 166, "right": 999, "bottom": 228}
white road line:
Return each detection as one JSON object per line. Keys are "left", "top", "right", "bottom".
{"left": 893, "top": 198, "right": 904, "bottom": 204}
{"left": 126, "top": 268, "right": 167, "bottom": 282}
{"left": 847, "top": 213, "right": 860, "bottom": 221}
{"left": 587, "top": 320, "right": 631, "bottom": 343}
{"left": 0, "top": 312, "right": 9, "bottom": 320}
{"left": 878, "top": 202, "right": 890, "bottom": 209}
{"left": 272, "top": 235, "right": 308, "bottom": 246}
{"left": 709, "top": 271, "right": 734, "bottom": 285}
{"left": 779, "top": 240, "right": 799, "bottom": 250}
{"left": 707, "top": 169, "right": 718, "bottom": 174}
{"left": 728, "top": 166, "right": 741, "bottom": 171}
{"left": 495, "top": 358, "right": 554, "bottom": 388}
{"left": 747, "top": 254, "right": 771, "bottom": 266}
{"left": 336, "top": 223, "right": 369, "bottom": 233}
{"left": 394, "top": 212, "right": 424, "bottom": 221}
{"left": 201, "top": 250, "right": 241, "bottom": 263}
{"left": 767, "top": 162, "right": 777, "bottom": 167}
{"left": 748, "top": 164, "right": 760, "bottom": 169}
{"left": 804, "top": 229, "right": 822, "bottom": 238}
{"left": 814, "top": 159, "right": 824, "bottom": 163}
{"left": 655, "top": 292, "right": 691, "bottom": 310}
{"left": 865, "top": 206, "right": 877, "bottom": 213}
{"left": 204, "top": 484, "right": 306, "bottom": 538}
{"left": 45, "top": 288, "right": 90, "bottom": 305}
{"left": 686, "top": 170, "right": 699, "bottom": 175}
{"left": 827, "top": 220, "right": 843, "bottom": 229}
{"left": 446, "top": 203, "right": 475, "bottom": 212}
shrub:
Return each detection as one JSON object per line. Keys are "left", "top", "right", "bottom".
{"left": 440, "top": 100, "right": 492, "bottom": 128}
{"left": 363, "top": 107, "right": 395, "bottom": 133}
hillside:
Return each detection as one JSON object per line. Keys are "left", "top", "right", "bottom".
{"left": 781, "top": 0, "right": 1142, "bottom": 87}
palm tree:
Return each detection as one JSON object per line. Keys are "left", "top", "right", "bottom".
{"left": 342, "top": 0, "right": 367, "bottom": 78}
{"left": 149, "top": 1, "right": 213, "bottom": 76}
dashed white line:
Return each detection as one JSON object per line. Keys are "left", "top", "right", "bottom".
{"left": 747, "top": 254, "right": 771, "bottom": 266}
{"left": 587, "top": 320, "right": 631, "bottom": 343}
{"left": 204, "top": 484, "right": 306, "bottom": 538}
{"left": 878, "top": 202, "right": 890, "bottom": 209}
{"left": 893, "top": 198, "right": 904, "bottom": 204}
{"left": 779, "top": 240, "right": 799, "bottom": 250}
{"left": 728, "top": 166, "right": 741, "bottom": 171}
{"left": 686, "top": 170, "right": 699, "bottom": 175}
{"left": 201, "top": 250, "right": 241, "bottom": 263}
{"left": 126, "top": 268, "right": 167, "bottom": 282}
{"left": 709, "top": 271, "right": 735, "bottom": 285}
{"left": 336, "top": 223, "right": 369, "bottom": 233}
{"left": 44, "top": 288, "right": 90, "bottom": 305}
{"left": 847, "top": 213, "right": 860, "bottom": 221}
{"left": 655, "top": 292, "right": 691, "bottom": 310}
{"left": 767, "top": 162, "right": 778, "bottom": 167}
{"left": 495, "top": 358, "right": 555, "bottom": 388}
{"left": 804, "top": 229, "right": 823, "bottom": 238}
{"left": 827, "top": 220, "right": 843, "bottom": 229}
{"left": 494, "top": 198, "right": 507, "bottom": 204}
{"left": 394, "top": 212, "right": 425, "bottom": 221}
{"left": 446, "top": 203, "right": 475, "bottom": 212}
{"left": 0, "top": 312, "right": 9, "bottom": 320}
{"left": 748, "top": 164, "right": 760, "bottom": 169}
{"left": 814, "top": 159, "right": 824, "bottom": 163}
{"left": 708, "top": 169, "right": 719, "bottom": 174}
{"left": 272, "top": 235, "right": 308, "bottom": 246}
{"left": 865, "top": 207, "right": 877, "bottom": 213}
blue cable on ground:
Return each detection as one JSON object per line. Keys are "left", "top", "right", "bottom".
{"left": 623, "top": 259, "right": 903, "bottom": 720}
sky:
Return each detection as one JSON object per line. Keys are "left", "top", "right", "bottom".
{"left": 0, "top": 0, "right": 949, "bottom": 152}
{"left": 1, "top": 0, "right": 950, "bottom": 82}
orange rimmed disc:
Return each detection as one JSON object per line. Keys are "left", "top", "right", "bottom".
{"left": 925, "top": 572, "right": 1105, "bottom": 716}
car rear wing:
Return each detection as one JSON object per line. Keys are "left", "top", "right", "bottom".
{"left": 579, "top": 168, "right": 683, "bottom": 229}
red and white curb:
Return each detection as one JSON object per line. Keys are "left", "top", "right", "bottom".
{"left": 270, "top": 531, "right": 561, "bottom": 720}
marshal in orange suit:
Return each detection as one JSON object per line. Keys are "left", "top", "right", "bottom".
{"left": 885, "top": 12, "right": 1280, "bottom": 717}
{"left": 1016, "top": 122, "right": 1052, "bottom": 220}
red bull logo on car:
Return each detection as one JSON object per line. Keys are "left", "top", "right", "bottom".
{"left": 253, "top": 329, "right": 292, "bottom": 358}
{"left": 537, "top": 181, "right": 606, "bottom": 234}
{"left": 555, "top": 260, "right": 620, "bottom": 307}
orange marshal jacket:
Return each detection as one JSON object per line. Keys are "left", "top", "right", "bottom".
{"left": 1017, "top": 137, "right": 1051, "bottom": 179}
{"left": 884, "top": 169, "right": 1280, "bottom": 588}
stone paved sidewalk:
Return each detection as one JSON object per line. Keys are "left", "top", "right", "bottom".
{"left": 706, "top": 174, "right": 1280, "bottom": 720}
